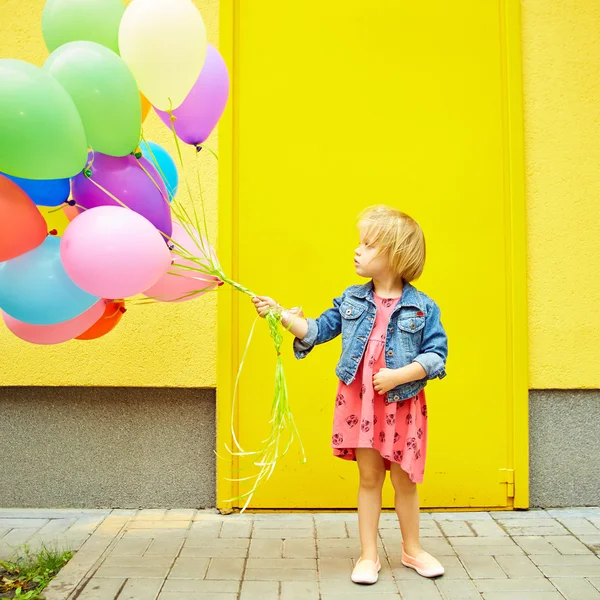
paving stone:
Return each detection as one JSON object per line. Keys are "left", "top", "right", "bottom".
{"left": 529, "top": 554, "right": 600, "bottom": 566}
{"left": 579, "top": 536, "right": 600, "bottom": 554}
{"left": 435, "top": 556, "right": 469, "bottom": 579}
{"left": 468, "top": 521, "right": 507, "bottom": 537}
{"left": 459, "top": 555, "right": 507, "bottom": 579}
{"left": 316, "top": 520, "right": 348, "bottom": 538}
{"left": 480, "top": 593, "right": 562, "bottom": 600}
{"left": 494, "top": 555, "right": 543, "bottom": 578}
{"left": 490, "top": 510, "right": 549, "bottom": 520}
{"left": 187, "top": 521, "right": 223, "bottom": 537}
{"left": 164, "top": 510, "right": 197, "bottom": 520}
{"left": 36, "top": 518, "right": 78, "bottom": 535}
{"left": 133, "top": 510, "right": 168, "bottom": 520}
{"left": 345, "top": 521, "right": 359, "bottom": 537}
{"left": 68, "top": 516, "right": 106, "bottom": 534}
{"left": 590, "top": 579, "right": 600, "bottom": 592}
{"left": 180, "top": 539, "right": 249, "bottom": 557}
{"left": 555, "top": 518, "right": 600, "bottom": 536}
{"left": 110, "top": 510, "right": 137, "bottom": 517}
{"left": 537, "top": 563, "right": 600, "bottom": 578}
{"left": 205, "top": 557, "right": 245, "bottom": 580}
{"left": 77, "top": 577, "right": 125, "bottom": 600}
{"left": 320, "top": 578, "right": 399, "bottom": 594}
{"left": 550, "top": 577, "right": 600, "bottom": 600}
{"left": 283, "top": 538, "right": 316, "bottom": 558}
{"left": 249, "top": 538, "right": 282, "bottom": 558}
{"left": 438, "top": 521, "right": 475, "bottom": 537}
{"left": 281, "top": 580, "right": 319, "bottom": 599}
{"left": 102, "top": 556, "right": 175, "bottom": 568}
{"left": 169, "top": 557, "right": 210, "bottom": 579}
{"left": 0, "top": 527, "right": 40, "bottom": 547}
{"left": 547, "top": 508, "right": 600, "bottom": 518}
{"left": 321, "top": 594, "right": 401, "bottom": 600}
{"left": 245, "top": 566, "right": 318, "bottom": 580}
{"left": 253, "top": 527, "right": 314, "bottom": 539}
{"left": 95, "top": 565, "right": 170, "bottom": 579}
{"left": 240, "top": 580, "right": 280, "bottom": 599}
{"left": 475, "top": 578, "right": 556, "bottom": 592}
{"left": 512, "top": 536, "right": 559, "bottom": 555}
{"left": 318, "top": 557, "right": 353, "bottom": 579}
{"left": 397, "top": 578, "right": 444, "bottom": 599}
{"left": 253, "top": 518, "right": 314, "bottom": 529}
{"left": 144, "top": 538, "right": 184, "bottom": 558}
{"left": 546, "top": 534, "right": 594, "bottom": 554}
{"left": 246, "top": 557, "right": 314, "bottom": 569}
{"left": 0, "top": 527, "right": 10, "bottom": 539}
{"left": 161, "top": 579, "right": 239, "bottom": 593}
{"left": 436, "top": 579, "right": 483, "bottom": 600}
{"left": 318, "top": 540, "right": 382, "bottom": 559}
{"left": 158, "top": 592, "right": 237, "bottom": 600}
{"left": 433, "top": 513, "right": 492, "bottom": 521}
{"left": 496, "top": 519, "right": 569, "bottom": 537}
{"left": 0, "top": 518, "right": 49, "bottom": 528}
{"left": 127, "top": 521, "right": 191, "bottom": 530}
{"left": 119, "top": 577, "right": 164, "bottom": 600}
{"left": 313, "top": 513, "right": 353, "bottom": 521}
{"left": 220, "top": 520, "right": 252, "bottom": 539}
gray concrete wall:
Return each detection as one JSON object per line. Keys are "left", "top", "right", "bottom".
{"left": 0, "top": 387, "right": 215, "bottom": 508}
{"left": 530, "top": 390, "right": 600, "bottom": 508}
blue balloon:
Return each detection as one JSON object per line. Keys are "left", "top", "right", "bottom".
{"left": 1, "top": 172, "right": 70, "bottom": 207}
{"left": 140, "top": 141, "right": 178, "bottom": 202}
{"left": 0, "top": 236, "right": 99, "bottom": 325}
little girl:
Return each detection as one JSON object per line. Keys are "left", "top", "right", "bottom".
{"left": 252, "top": 205, "right": 448, "bottom": 585}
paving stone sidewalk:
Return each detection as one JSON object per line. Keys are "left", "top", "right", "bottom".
{"left": 2, "top": 508, "right": 600, "bottom": 600}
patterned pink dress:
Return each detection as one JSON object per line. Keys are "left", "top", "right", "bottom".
{"left": 331, "top": 294, "right": 428, "bottom": 483}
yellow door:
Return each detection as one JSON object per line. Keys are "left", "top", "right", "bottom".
{"left": 218, "top": 0, "right": 528, "bottom": 510}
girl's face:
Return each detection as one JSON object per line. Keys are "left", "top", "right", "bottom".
{"left": 354, "top": 230, "right": 391, "bottom": 279}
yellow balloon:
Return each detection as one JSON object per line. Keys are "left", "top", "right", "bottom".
{"left": 39, "top": 205, "right": 71, "bottom": 236}
{"left": 118, "top": 0, "right": 207, "bottom": 111}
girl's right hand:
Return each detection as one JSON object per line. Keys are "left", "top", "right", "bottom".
{"left": 252, "top": 296, "right": 279, "bottom": 318}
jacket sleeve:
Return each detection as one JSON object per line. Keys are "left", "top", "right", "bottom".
{"left": 293, "top": 295, "right": 343, "bottom": 359}
{"left": 412, "top": 299, "right": 448, "bottom": 380}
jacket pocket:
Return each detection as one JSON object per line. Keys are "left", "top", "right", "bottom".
{"left": 340, "top": 300, "right": 365, "bottom": 320}
{"left": 398, "top": 314, "right": 425, "bottom": 333}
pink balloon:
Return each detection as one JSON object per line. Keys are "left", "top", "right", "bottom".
{"left": 61, "top": 206, "right": 171, "bottom": 299}
{"left": 155, "top": 44, "right": 230, "bottom": 146}
{"left": 143, "top": 222, "right": 223, "bottom": 302}
{"left": 2, "top": 300, "right": 105, "bottom": 345}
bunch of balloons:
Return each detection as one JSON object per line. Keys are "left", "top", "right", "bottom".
{"left": 0, "top": 0, "right": 230, "bottom": 345}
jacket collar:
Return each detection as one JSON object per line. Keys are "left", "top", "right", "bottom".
{"left": 350, "top": 279, "right": 423, "bottom": 309}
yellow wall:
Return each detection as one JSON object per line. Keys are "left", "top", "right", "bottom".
{"left": 2, "top": 1, "right": 598, "bottom": 391}
{"left": 0, "top": 0, "right": 220, "bottom": 387}
{"left": 522, "top": 0, "right": 600, "bottom": 389}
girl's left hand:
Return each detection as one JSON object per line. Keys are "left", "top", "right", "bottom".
{"left": 373, "top": 368, "right": 402, "bottom": 395}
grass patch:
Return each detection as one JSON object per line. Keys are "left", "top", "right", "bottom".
{"left": 0, "top": 543, "right": 73, "bottom": 599}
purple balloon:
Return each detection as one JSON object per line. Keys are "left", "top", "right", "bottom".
{"left": 72, "top": 153, "right": 172, "bottom": 238}
{"left": 155, "top": 44, "right": 230, "bottom": 146}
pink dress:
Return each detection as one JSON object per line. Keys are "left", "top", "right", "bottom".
{"left": 331, "top": 294, "right": 428, "bottom": 483}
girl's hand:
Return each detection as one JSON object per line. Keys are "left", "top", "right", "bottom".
{"left": 373, "top": 368, "right": 403, "bottom": 395}
{"left": 252, "top": 296, "right": 280, "bottom": 318}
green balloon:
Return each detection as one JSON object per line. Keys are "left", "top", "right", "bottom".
{"left": 42, "top": 0, "right": 125, "bottom": 55}
{"left": 44, "top": 42, "right": 142, "bottom": 157}
{"left": 0, "top": 59, "right": 88, "bottom": 180}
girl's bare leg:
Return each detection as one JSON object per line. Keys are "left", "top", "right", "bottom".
{"left": 389, "top": 462, "right": 422, "bottom": 556}
{"left": 355, "top": 448, "right": 386, "bottom": 561}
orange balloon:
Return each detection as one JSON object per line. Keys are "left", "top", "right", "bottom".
{"left": 0, "top": 175, "right": 48, "bottom": 262}
{"left": 140, "top": 93, "right": 152, "bottom": 123}
{"left": 76, "top": 300, "right": 126, "bottom": 340}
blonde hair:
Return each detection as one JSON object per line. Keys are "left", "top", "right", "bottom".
{"left": 358, "top": 205, "right": 426, "bottom": 282}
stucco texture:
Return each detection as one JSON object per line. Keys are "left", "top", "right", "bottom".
{"left": 0, "top": 0, "right": 220, "bottom": 387}
{"left": 522, "top": 0, "right": 600, "bottom": 389}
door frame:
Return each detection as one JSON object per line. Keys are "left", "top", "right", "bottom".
{"left": 216, "top": 0, "right": 529, "bottom": 511}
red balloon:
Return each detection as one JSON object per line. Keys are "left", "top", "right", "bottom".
{"left": 76, "top": 300, "right": 126, "bottom": 340}
{"left": 0, "top": 175, "right": 48, "bottom": 261}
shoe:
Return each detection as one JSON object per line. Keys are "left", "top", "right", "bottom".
{"left": 351, "top": 556, "right": 381, "bottom": 584}
{"left": 401, "top": 543, "right": 445, "bottom": 578}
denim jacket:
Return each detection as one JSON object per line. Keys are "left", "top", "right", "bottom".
{"left": 293, "top": 280, "right": 448, "bottom": 402}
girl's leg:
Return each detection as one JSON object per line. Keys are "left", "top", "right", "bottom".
{"left": 389, "top": 463, "right": 422, "bottom": 556}
{"left": 355, "top": 448, "right": 386, "bottom": 561}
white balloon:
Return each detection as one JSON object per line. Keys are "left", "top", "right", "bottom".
{"left": 118, "top": 0, "right": 207, "bottom": 111}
